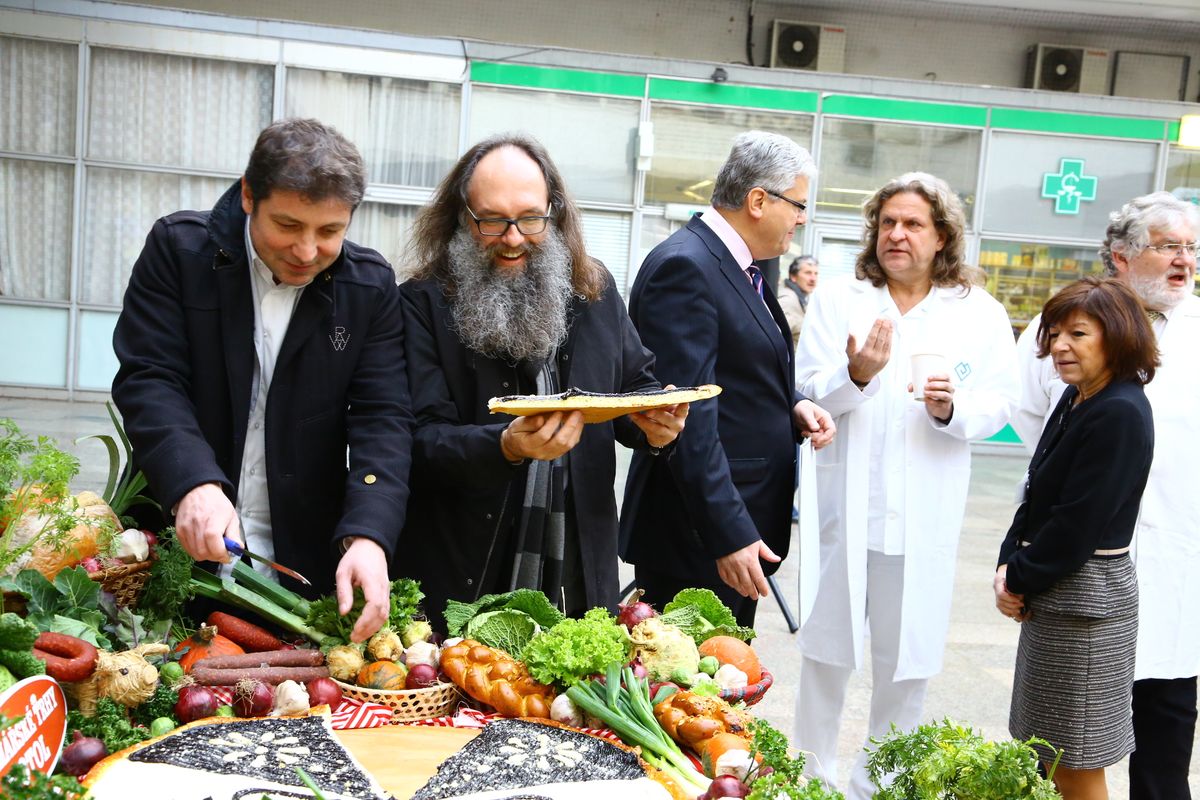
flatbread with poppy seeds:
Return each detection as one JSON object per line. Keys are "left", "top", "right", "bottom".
{"left": 488, "top": 385, "right": 721, "bottom": 424}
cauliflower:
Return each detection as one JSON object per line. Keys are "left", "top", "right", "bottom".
{"left": 628, "top": 618, "right": 700, "bottom": 682}
{"left": 325, "top": 644, "right": 366, "bottom": 682}
{"left": 366, "top": 628, "right": 404, "bottom": 662}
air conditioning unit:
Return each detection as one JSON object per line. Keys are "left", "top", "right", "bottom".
{"left": 1025, "top": 43, "right": 1110, "bottom": 95}
{"left": 770, "top": 20, "right": 847, "bottom": 74}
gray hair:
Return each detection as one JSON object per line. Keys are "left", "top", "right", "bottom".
{"left": 1101, "top": 192, "right": 1200, "bottom": 274}
{"left": 711, "top": 131, "right": 817, "bottom": 210}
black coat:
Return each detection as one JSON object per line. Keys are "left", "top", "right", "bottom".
{"left": 111, "top": 181, "right": 414, "bottom": 598}
{"left": 999, "top": 380, "right": 1154, "bottom": 596}
{"left": 398, "top": 272, "right": 659, "bottom": 627}
{"left": 621, "top": 215, "right": 805, "bottom": 586}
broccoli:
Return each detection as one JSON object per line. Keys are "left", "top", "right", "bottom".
{"left": 0, "top": 612, "right": 46, "bottom": 678}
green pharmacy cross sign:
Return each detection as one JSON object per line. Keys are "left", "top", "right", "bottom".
{"left": 1041, "top": 158, "right": 1098, "bottom": 215}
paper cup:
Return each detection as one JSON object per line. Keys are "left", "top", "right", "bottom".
{"left": 911, "top": 353, "right": 949, "bottom": 400}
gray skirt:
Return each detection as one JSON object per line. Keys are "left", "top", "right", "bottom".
{"left": 1008, "top": 555, "right": 1138, "bottom": 770}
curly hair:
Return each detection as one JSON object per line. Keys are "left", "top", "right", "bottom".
{"left": 855, "top": 172, "right": 982, "bottom": 292}
{"left": 1099, "top": 191, "right": 1200, "bottom": 274}
{"left": 406, "top": 133, "right": 606, "bottom": 302}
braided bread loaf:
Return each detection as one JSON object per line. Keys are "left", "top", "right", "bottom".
{"left": 652, "top": 690, "right": 753, "bottom": 750}
{"left": 439, "top": 639, "right": 555, "bottom": 718}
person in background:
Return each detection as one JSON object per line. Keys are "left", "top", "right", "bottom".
{"left": 112, "top": 118, "right": 412, "bottom": 643}
{"left": 793, "top": 172, "right": 1019, "bottom": 799}
{"left": 1013, "top": 192, "right": 1200, "bottom": 800}
{"left": 779, "top": 254, "right": 819, "bottom": 346}
{"left": 399, "top": 134, "right": 686, "bottom": 629}
{"left": 997, "top": 276, "right": 1157, "bottom": 800}
{"left": 621, "top": 131, "right": 836, "bottom": 629}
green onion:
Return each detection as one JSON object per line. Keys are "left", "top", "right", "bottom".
{"left": 191, "top": 566, "right": 327, "bottom": 645}
{"left": 232, "top": 560, "right": 312, "bottom": 618}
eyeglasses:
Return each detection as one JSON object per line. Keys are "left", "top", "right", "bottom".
{"left": 466, "top": 205, "right": 553, "bottom": 237}
{"left": 1146, "top": 241, "right": 1200, "bottom": 257}
{"left": 765, "top": 190, "right": 807, "bottom": 214}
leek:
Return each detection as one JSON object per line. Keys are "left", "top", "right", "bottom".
{"left": 231, "top": 560, "right": 311, "bottom": 618}
{"left": 190, "top": 566, "right": 327, "bottom": 646}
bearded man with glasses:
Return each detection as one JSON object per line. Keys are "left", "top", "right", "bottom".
{"left": 397, "top": 134, "right": 686, "bottom": 629}
{"left": 1013, "top": 191, "right": 1200, "bottom": 800}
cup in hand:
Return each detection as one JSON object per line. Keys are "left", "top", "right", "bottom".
{"left": 911, "top": 353, "right": 949, "bottom": 400}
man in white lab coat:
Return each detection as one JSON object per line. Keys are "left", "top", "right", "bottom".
{"left": 1013, "top": 192, "right": 1200, "bottom": 800}
{"left": 794, "top": 172, "right": 1019, "bottom": 799}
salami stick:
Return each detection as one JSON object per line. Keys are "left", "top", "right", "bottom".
{"left": 190, "top": 665, "right": 330, "bottom": 686}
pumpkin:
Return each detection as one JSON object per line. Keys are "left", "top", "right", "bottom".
{"left": 357, "top": 659, "right": 408, "bottom": 690}
{"left": 173, "top": 624, "right": 245, "bottom": 673}
{"left": 697, "top": 732, "right": 754, "bottom": 778}
{"left": 697, "top": 636, "right": 762, "bottom": 684}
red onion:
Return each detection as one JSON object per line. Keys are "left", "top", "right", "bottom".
{"left": 174, "top": 684, "right": 219, "bottom": 723}
{"left": 630, "top": 660, "right": 648, "bottom": 680}
{"left": 232, "top": 679, "right": 273, "bottom": 717}
{"left": 141, "top": 529, "right": 158, "bottom": 550}
{"left": 305, "top": 677, "right": 343, "bottom": 711}
{"left": 80, "top": 557, "right": 103, "bottom": 575}
{"left": 617, "top": 589, "right": 657, "bottom": 630}
{"left": 405, "top": 663, "right": 438, "bottom": 689}
{"left": 59, "top": 730, "right": 108, "bottom": 777}
{"left": 704, "top": 775, "right": 750, "bottom": 798}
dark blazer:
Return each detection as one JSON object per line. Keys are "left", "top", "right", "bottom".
{"left": 398, "top": 271, "right": 659, "bottom": 627}
{"left": 620, "top": 214, "right": 804, "bottom": 586}
{"left": 111, "top": 181, "right": 414, "bottom": 598}
{"left": 999, "top": 379, "right": 1154, "bottom": 596}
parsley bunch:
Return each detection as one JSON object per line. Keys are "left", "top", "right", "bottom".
{"left": 305, "top": 578, "right": 423, "bottom": 646}
{"left": 745, "top": 718, "right": 844, "bottom": 800}
{"left": 2, "top": 764, "right": 90, "bottom": 800}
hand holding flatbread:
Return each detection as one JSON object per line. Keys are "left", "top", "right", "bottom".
{"left": 488, "top": 385, "right": 722, "bottom": 424}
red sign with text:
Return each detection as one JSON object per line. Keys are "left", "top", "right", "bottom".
{"left": 0, "top": 676, "right": 68, "bottom": 778}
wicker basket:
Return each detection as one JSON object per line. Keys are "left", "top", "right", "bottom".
{"left": 95, "top": 559, "right": 153, "bottom": 608}
{"left": 718, "top": 668, "right": 773, "bottom": 707}
{"left": 334, "top": 678, "right": 461, "bottom": 724}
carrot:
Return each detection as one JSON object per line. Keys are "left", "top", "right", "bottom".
{"left": 191, "top": 649, "right": 324, "bottom": 670}
{"left": 206, "top": 611, "right": 284, "bottom": 652}
{"left": 32, "top": 632, "right": 99, "bottom": 683}
{"left": 189, "top": 665, "right": 330, "bottom": 686}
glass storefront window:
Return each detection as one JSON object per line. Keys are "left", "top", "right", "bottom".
{"left": 979, "top": 239, "right": 1106, "bottom": 332}
{"left": 982, "top": 132, "right": 1157, "bottom": 240}
{"left": 818, "top": 119, "right": 981, "bottom": 223}
{"left": 0, "top": 35, "right": 77, "bottom": 157}
{"left": 1165, "top": 146, "right": 1200, "bottom": 209}
{"left": 0, "top": 158, "right": 74, "bottom": 301}
{"left": 645, "top": 105, "right": 814, "bottom": 206}
{"left": 286, "top": 69, "right": 461, "bottom": 188}
{"left": 81, "top": 169, "right": 230, "bottom": 306}
{"left": 468, "top": 87, "right": 640, "bottom": 205}
{"left": 88, "top": 47, "right": 273, "bottom": 172}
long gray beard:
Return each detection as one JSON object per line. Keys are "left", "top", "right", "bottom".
{"left": 446, "top": 228, "right": 574, "bottom": 362}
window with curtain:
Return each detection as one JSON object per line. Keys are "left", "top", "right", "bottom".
{"left": 645, "top": 104, "right": 814, "bottom": 206}
{"left": 817, "top": 119, "right": 981, "bottom": 223}
{"left": 285, "top": 69, "right": 461, "bottom": 188}
{"left": 349, "top": 201, "right": 419, "bottom": 280}
{"left": 468, "top": 87, "right": 640, "bottom": 205}
{"left": 0, "top": 36, "right": 78, "bottom": 302}
{"left": 81, "top": 169, "right": 230, "bottom": 306}
{"left": 580, "top": 211, "right": 632, "bottom": 295}
{"left": 88, "top": 47, "right": 273, "bottom": 171}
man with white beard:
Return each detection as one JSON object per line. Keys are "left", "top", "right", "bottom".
{"left": 1013, "top": 192, "right": 1200, "bottom": 800}
{"left": 398, "top": 134, "right": 687, "bottom": 629}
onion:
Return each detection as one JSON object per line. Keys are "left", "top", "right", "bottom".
{"left": 405, "top": 663, "right": 438, "bottom": 689}
{"left": 233, "top": 679, "right": 273, "bottom": 717}
{"left": 305, "top": 677, "right": 343, "bottom": 711}
{"left": 630, "top": 660, "right": 648, "bottom": 680}
{"left": 617, "top": 589, "right": 657, "bottom": 630}
{"left": 59, "top": 731, "right": 108, "bottom": 777}
{"left": 704, "top": 775, "right": 750, "bottom": 798}
{"left": 174, "top": 684, "right": 219, "bottom": 723}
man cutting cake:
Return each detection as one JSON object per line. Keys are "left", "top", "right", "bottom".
{"left": 398, "top": 134, "right": 687, "bottom": 627}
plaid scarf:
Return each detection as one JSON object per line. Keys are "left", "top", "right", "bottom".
{"left": 508, "top": 358, "right": 568, "bottom": 610}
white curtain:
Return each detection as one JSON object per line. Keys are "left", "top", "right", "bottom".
{"left": 285, "top": 69, "right": 461, "bottom": 188}
{"left": 580, "top": 210, "right": 632, "bottom": 296}
{"left": 0, "top": 36, "right": 78, "bottom": 301}
{"left": 350, "top": 202, "right": 419, "bottom": 280}
{"left": 88, "top": 47, "right": 273, "bottom": 171}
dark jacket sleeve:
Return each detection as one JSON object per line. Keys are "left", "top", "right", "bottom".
{"left": 399, "top": 282, "right": 523, "bottom": 490}
{"left": 630, "top": 252, "right": 759, "bottom": 558}
{"left": 111, "top": 218, "right": 232, "bottom": 511}
{"left": 1002, "top": 395, "right": 1151, "bottom": 595}
{"left": 332, "top": 275, "right": 414, "bottom": 555}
